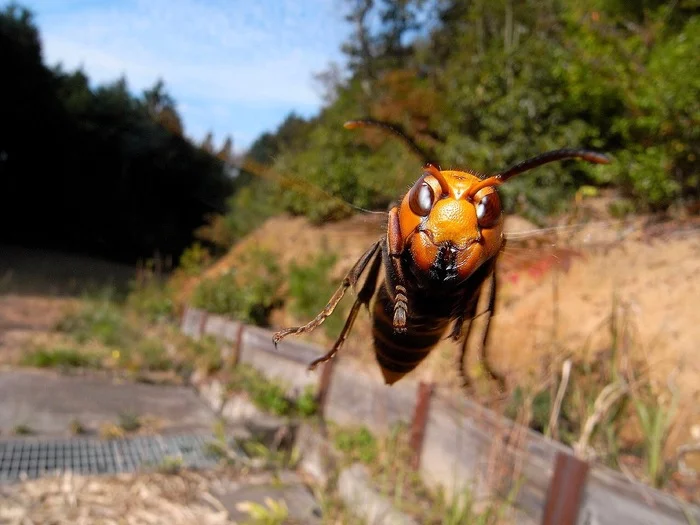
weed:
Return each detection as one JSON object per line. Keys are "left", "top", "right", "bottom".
{"left": 241, "top": 440, "right": 287, "bottom": 469}
{"left": 98, "top": 422, "right": 125, "bottom": 440}
{"left": 156, "top": 455, "right": 184, "bottom": 475}
{"left": 314, "top": 490, "right": 356, "bottom": 525}
{"left": 505, "top": 386, "right": 553, "bottom": 436}
{"left": 205, "top": 419, "right": 243, "bottom": 465}
{"left": 332, "top": 426, "right": 378, "bottom": 464}
{"left": 632, "top": 385, "right": 679, "bottom": 488}
{"left": 133, "top": 339, "right": 172, "bottom": 371}
{"left": 191, "top": 248, "right": 284, "bottom": 327}
{"left": 295, "top": 385, "right": 318, "bottom": 417}
{"left": 187, "top": 336, "right": 223, "bottom": 375}
{"left": 227, "top": 365, "right": 291, "bottom": 416}
{"left": 435, "top": 482, "right": 520, "bottom": 525}
{"left": 126, "top": 277, "right": 174, "bottom": 322}
{"left": 56, "top": 300, "right": 134, "bottom": 348}
{"left": 287, "top": 252, "right": 346, "bottom": 336}
{"left": 21, "top": 347, "right": 100, "bottom": 369}
{"left": 69, "top": 418, "right": 87, "bottom": 435}
{"left": 236, "top": 497, "right": 289, "bottom": 525}
{"left": 117, "top": 412, "right": 142, "bottom": 433}
{"left": 12, "top": 424, "right": 34, "bottom": 436}
{"left": 178, "top": 242, "right": 211, "bottom": 276}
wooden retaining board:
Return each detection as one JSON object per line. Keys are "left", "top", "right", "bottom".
{"left": 182, "top": 308, "right": 700, "bottom": 524}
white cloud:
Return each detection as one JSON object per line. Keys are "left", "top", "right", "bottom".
{"left": 24, "top": 0, "right": 350, "bottom": 148}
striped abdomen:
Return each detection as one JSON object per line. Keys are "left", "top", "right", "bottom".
{"left": 371, "top": 284, "right": 452, "bottom": 385}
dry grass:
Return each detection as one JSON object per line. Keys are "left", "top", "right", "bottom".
{"left": 191, "top": 212, "right": 700, "bottom": 458}
{"left": 0, "top": 470, "right": 236, "bottom": 525}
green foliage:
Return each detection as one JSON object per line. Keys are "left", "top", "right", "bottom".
{"left": 333, "top": 426, "right": 378, "bottom": 464}
{"left": 295, "top": 385, "right": 319, "bottom": 417}
{"left": 227, "top": 364, "right": 291, "bottom": 416}
{"left": 191, "top": 248, "right": 283, "bottom": 326}
{"left": 437, "top": 483, "right": 518, "bottom": 525}
{"left": 221, "top": 179, "right": 278, "bottom": 241}
{"left": 178, "top": 242, "right": 211, "bottom": 276}
{"left": 236, "top": 497, "right": 289, "bottom": 525}
{"left": 12, "top": 424, "right": 34, "bottom": 436}
{"left": 287, "top": 252, "right": 347, "bottom": 336}
{"left": 132, "top": 339, "right": 172, "bottom": 371}
{"left": 126, "top": 272, "right": 175, "bottom": 323}
{"left": 226, "top": 365, "right": 317, "bottom": 417}
{"left": 117, "top": 411, "right": 142, "bottom": 432}
{"left": 187, "top": 335, "right": 223, "bottom": 375}
{"left": 505, "top": 386, "right": 554, "bottom": 435}
{"left": 156, "top": 455, "right": 184, "bottom": 475}
{"left": 214, "top": 0, "right": 700, "bottom": 226}
{"left": 0, "top": 5, "right": 232, "bottom": 263}
{"left": 56, "top": 300, "right": 134, "bottom": 347}
{"left": 21, "top": 347, "right": 100, "bottom": 369}
{"left": 632, "top": 385, "right": 679, "bottom": 488}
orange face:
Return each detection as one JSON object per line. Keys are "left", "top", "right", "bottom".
{"left": 397, "top": 166, "right": 504, "bottom": 281}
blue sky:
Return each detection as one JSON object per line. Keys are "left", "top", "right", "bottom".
{"left": 19, "top": 0, "right": 351, "bottom": 151}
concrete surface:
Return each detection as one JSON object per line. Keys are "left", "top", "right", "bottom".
{"left": 338, "top": 463, "right": 419, "bottom": 525}
{"left": 0, "top": 369, "right": 217, "bottom": 437}
{"left": 214, "top": 472, "right": 322, "bottom": 525}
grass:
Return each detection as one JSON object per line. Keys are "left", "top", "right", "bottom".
{"left": 287, "top": 252, "right": 346, "bottom": 337}
{"left": 333, "top": 426, "right": 378, "bottom": 464}
{"left": 126, "top": 278, "right": 174, "bottom": 323}
{"left": 190, "top": 248, "right": 284, "bottom": 327}
{"left": 155, "top": 455, "right": 184, "bottom": 475}
{"left": 226, "top": 364, "right": 317, "bottom": 418}
{"left": 437, "top": 485, "right": 515, "bottom": 525}
{"left": 631, "top": 384, "right": 679, "bottom": 488}
{"left": 56, "top": 299, "right": 135, "bottom": 348}
{"left": 69, "top": 418, "right": 87, "bottom": 435}
{"left": 12, "top": 424, "right": 34, "bottom": 436}
{"left": 501, "top": 291, "right": 693, "bottom": 498}
{"left": 117, "top": 412, "right": 142, "bottom": 433}
{"left": 329, "top": 423, "right": 519, "bottom": 524}
{"left": 186, "top": 335, "right": 223, "bottom": 375}
{"left": 21, "top": 347, "right": 100, "bottom": 369}
{"left": 236, "top": 497, "right": 289, "bottom": 525}
{"left": 34, "top": 294, "right": 213, "bottom": 382}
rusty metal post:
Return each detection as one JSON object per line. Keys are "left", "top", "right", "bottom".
{"left": 409, "top": 381, "right": 434, "bottom": 470}
{"left": 180, "top": 305, "right": 187, "bottom": 327}
{"left": 542, "top": 452, "right": 590, "bottom": 525}
{"left": 228, "top": 322, "right": 245, "bottom": 368}
{"left": 198, "top": 310, "right": 208, "bottom": 339}
{"left": 316, "top": 357, "right": 336, "bottom": 419}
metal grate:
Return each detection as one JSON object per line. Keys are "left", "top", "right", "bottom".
{"left": 0, "top": 434, "right": 231, "bottom": 482}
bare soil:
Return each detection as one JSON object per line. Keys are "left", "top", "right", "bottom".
{"left": 184, "top": 207, "right": 700, "bottom": 471}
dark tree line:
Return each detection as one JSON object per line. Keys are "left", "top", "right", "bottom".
{"left": 0, "top": 5, "right": 233, "bottom": 263}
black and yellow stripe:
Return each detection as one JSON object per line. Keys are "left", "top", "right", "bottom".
{"left": 371, "top": 285, "right": 450, "bottom": 384}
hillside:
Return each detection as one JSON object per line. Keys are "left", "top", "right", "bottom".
{"left": 185, "top": 206, "right": 700, "bottom": 466}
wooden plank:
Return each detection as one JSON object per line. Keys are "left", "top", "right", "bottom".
{"left": 324, "top": 361, "right": 418, "bottom": 434}
{"left": 429, "top": 396, "right": 700, "bottom": 525}
{"left": 182, "top": 309, "right": 700, "bottom": 524}
{"left": 242, "top": 325, "right": 324, "bottom": 365}
{"left": 237, "top": 326, "right": 319, "bottom": 395}
{"left": 203, "top": 314, "right": 240, "bottom": 342}
{"left": 181, "top": 307, "right": 206, "bottom": 339}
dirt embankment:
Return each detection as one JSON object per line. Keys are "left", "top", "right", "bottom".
{"left": 185, "top": 209, "right": 700, "bottom": 457}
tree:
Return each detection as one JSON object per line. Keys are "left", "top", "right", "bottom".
{"left": 0, "top": 5, "right": 234, "bottom": 262}
{"left": 144, "top": 80, "right": 183, "bottom": 135}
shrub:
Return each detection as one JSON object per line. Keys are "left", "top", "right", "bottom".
{"left": 287, "top": 252, "right": 346, "bottom": 336}
{"left": 191, "top": 248, "right": 283, "bottom": 326}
